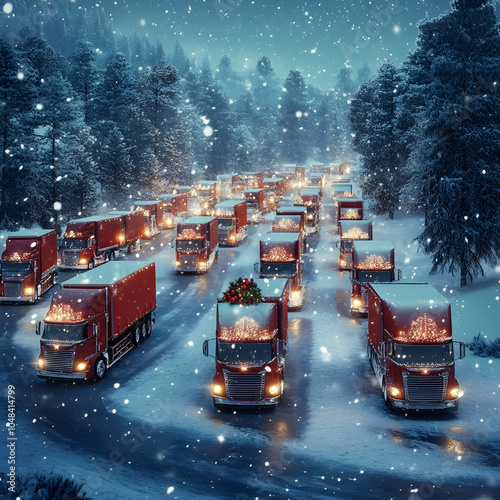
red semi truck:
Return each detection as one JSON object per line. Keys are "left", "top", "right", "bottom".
{"left": 130, "top": 201, "right": 163, "bottom": 239}
{"left": 59, "top": 215, "right": 124, "bottom": 270}
{"left": 294, "top": 190, "right": 321, "bottom": 231}
{"left": 243, "top": 188, "right": 266, "bottom": 223}
{"left": 337, "top": 220, "right": 373, "bottom": 271}
{"left": 159, "top": 193, "right": 189, "bottom": 229}
{"left": 196, "top": 180, "right": 221, "bottom": 212}
{"left": 263, "top": 177, "right": 285, "bottom": 199}
{"left": 175, "top": 216, "right": 219, "bottom": 273}
{"left": 214, "top": 200, "right": 248, "bottom": 246}
{"left": 276, "top": 206, "right": 308, "bottom": 249}
{"left": 332, "top": 182, "right": 354, "bottom": 199}
{"left": 0, "top": 230, "right": 58, "bottom": 303}
{"left": 366, "top": 282, "right": 466, "bottom": 411}
{"left": 107, "top": 210, "right": 144, "bottom": 254}
{"left": 36, "top": 261, "right": 156, "bottom": 381}
{"left": 203, "top": 278, "right": 289, "bottom": 407}
{"left": 336, "top": 198, "right": 364, "bottom": 230}
{"left": 351, "top": 240, "right": 400, "bottom": 315}
{"left": 255, "top": 233, "right": 304, "bottom": 310}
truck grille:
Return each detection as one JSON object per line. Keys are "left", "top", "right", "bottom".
{"left": 43, "top": 347, "right": 76, "bottom": 373}
{"left": 224, "top": 372, "right": 265, "bottom": 400}
{"left": 2, "top": 283, "right": 22, "bottom": 298}
{"left": 403, "top": 372, "right": 448, "bottom": 403}
{"left": 62, "top": 252, "right": 79, "bottom": 266}
{"left": 180, "top": 255, "right": 198, "bottom": 270}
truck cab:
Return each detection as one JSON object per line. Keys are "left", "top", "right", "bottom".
{"left": 337, "top": 220, "right": 373, "bottom": 271}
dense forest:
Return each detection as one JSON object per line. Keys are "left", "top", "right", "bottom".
{"left": 0, "top": 1, "right": 365, "bottom": 232}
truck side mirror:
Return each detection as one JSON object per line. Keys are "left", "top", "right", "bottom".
{"left": 35, "top": 321, "right": 41, "bottom": 336}
{"left": 299, "top": 262, "right": 304, "bottom": 273}
{"left": 397, "top": 269, "right": 402, "bottom": 281}
{"left": 281, "top": 340, "right": 287, "bottom": 356}
{"left": 203, "top": 339, "right": 217, "bottom": 358}
{"left": 254, "top": 262, "right": 260, "bottom": 273}
{"left": 387, "top": 341, "right": 393, "bottom": 356}
{"left": 456, "top": 341, "right": 466, "bottom": 360}
{"left": 380, "top": 342, "right": 386, "bottom": 358}
{"left": 336, "top": 240, "right": 340, "bottom": 249}
{"left": 92, "top": 324, "right": 98, "bottom": 338}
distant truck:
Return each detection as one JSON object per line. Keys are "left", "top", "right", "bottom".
{"left": 203, "top": 278, "right": 289, "bottom": 407}
{"left": 214, "top": 200, "right": 248, "bottom": 246}
{"left": 175, "top": 216, "right": 219, "bottom": 273}
{"left": 336, "top": 198, "right": 364, "bottom": 230}
{"left": 263, "top": 177, "right": 285, "bottom": 199}
{"left": 159, "top": 193, "right": 188, "bottom": 229}
{"left": 59, "top": 215, "right": 124, "bottom": 270}
{"left": 255, "top": 233, "right": 303, "bottom": 309}
{"left": 332, "top": 182, "right": 353, "bottom": 199}
{"left": 0, "top": 230, "right": 58, "bottom": 303}
{"left": 350, "top": 240, "right": 400, "bottom": 315}
{"left": 337, "top": 220, "right": 373, "bottom": 271}
{"left": 107, "top": 210, "right": 144, "bottom": 254}
{"left": 130, "top": 201, "right": 163, "bottom": 239}
{"left": 294, "top": 189, "right": 321, "bottom": 231}
{"left": 243, "top": 188, "right": 266, "bottom": 223}
{"left": 275, "top": 206, "right": 308, "bottom": 249}
{"left": 36, "top": 261, "right": 156, "bottom": 381}
{"left": 366, "top": 282, "right": 465, "bottom": 411}
{"left": 196, "top": 180, "right": 221, "bottom": 211}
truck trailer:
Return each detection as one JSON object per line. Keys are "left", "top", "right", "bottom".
{"left": 214, "top": 200, "right": 248, "bottom": 246}
{"left": 366, "top": 282, "right": 465, "bottom": 411}
{"left": 337, "top": 220, "right": 373, "bottom": 271}
{"left": 36, "top": 261, "right": 156, "bottom": 381}
{"left": 0, "top": 230, "right": 58, "bottom": 302}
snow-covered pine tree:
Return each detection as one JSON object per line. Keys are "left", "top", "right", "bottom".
{"left": 404, "top": 0, "right": 500, "bottom": 286}
{"left": 278, "top": 70, "right": 311, "bottom": 165}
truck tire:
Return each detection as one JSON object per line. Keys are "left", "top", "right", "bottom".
{"left": 140, "top": 321, "right": 147, "bottom": 341}
{"left": 145, "top": 317, "right": 152, "bottom": 338}
{"left": 382, "top": 379, "right": 394, "bottom": 410}
{"left": 109, "top": 250, "right": 116, "bottom": 261}
{"left": 94, "top": 356, "right": 107, "bottom": 381}
{"left": 88, "top": 259, "right": 95, "bottom": 270}
{"left": 133, "top": 324, "right": 142, "bottom": 346}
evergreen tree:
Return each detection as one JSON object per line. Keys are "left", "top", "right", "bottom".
{"left": 355, "top": 62, "right": 372, "bottom": 89}
{"left": 171, "top": 41, "right": 190, "bottom": 77}
{"left": 278, "top": 70, "right": 311, "bottom": 164}
{"left": 404, "top": 0, "right": 500, "bottom": 285}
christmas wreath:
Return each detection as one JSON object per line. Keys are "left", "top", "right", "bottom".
{"left": 221, "top": 278, "right": 263, "bottom": 305}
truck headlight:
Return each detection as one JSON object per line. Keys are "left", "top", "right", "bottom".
{"left": 307, "top": 214, "right": 313, "bottom": 219}
{"left": 268, "top": 384, "right": 279, "bottom": 396}
{"left": 450, "top": 388, "right": 464, "bottom": 399}
{"left": 175, "top": 260, "right": 181, "bottom": 267}
{"left": 390, "top": 387, "right": 401, "bottom": 398}
{"left": 24, "top": 287, "right": 34, "bottom": 296}
{"left": 76, "top": 362, "right": 87, "bottom": 371}
{"left": 79, "top": 258, "right": 87, "bottom": 265}
{"left": 199, "top": 261, "right": 207, "bottom": 268}
{"left": 339, "top": 259, "right": 346, "bottom": 267}
{"left": 212, "top": 384, "right": 222, "bottom": 395}
{"left": 37, "top": 358, "right": 45, "bottom": 369}
{"left": 229, "top": 235, "right": 235, "bottom": 241}
{"left": 352, "top": 298, "right": 362, "bottom": 308}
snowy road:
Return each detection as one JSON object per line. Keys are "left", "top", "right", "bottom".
{"left": 2, "top": 193, "right": 500, "bottom": 500}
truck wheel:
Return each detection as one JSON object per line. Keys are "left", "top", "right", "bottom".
{"left": 145, "top": 317, "right": 152, "bottom": 338}
{"left": 133, "top": 324, "right": 142, "bottom": 346}
{"left": 52, "top": 272, "right": 58, "bottom": 286}
{"left": 109, "top": 250, "right": 116, "bottom": 261}
{"left": 33, "top": 289, "right": 39, "bottom": 303}
{"left": 94, "top": 357, "right": 107, "bottom": 381}
{"left": 140, "top": 321, "right": 147, "bottom": 341}
{"left": 104, "top": 251, "right": 110, "bottom": 262}
{"left": 88, "top": 259, "right": 95, "bottom": 270}
{"left": 382, "top": 380, "right": 394, "bottom": 410}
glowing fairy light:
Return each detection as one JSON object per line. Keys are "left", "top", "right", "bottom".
{"left": 273, "top": 218, "right": 300, "bottom": 231}
{"left": 341, "top": 209, "right": 362, "bottom": 220}
{"left": 396, "top": 314, "right": 449, "bottom": 343}
{"left": 357, "top": 254, "right": 392, "bottom": 270}
{"left": 262, "top": 247, "right": 295, "bottom": 262}
{"left": 64, "top": 230, "right": 84, "bottom": 238}
{"left": 342, "top": 191, "right": 356, "bottom": 198}
{"left": 342, "top": 227, "right": 369, "bottom": 239}
{"left": 45, "top": 304, "right": 85, "bottom": 323}
{"left": 219, "top": 316, "right": 273, "bottom": 341}
{"left": 177, "top": 228, "right": 203, "bottom": 240}
{"left": 8, "top": 252, "right": 31, "bottom": 261}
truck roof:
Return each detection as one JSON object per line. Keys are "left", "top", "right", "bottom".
{"left": 263, "top": 177, "right": 284, "bottom": 182}
{"left": 5, "top": 229, "right": 55, "bottom": 238}
{"left": 339, "top": 220, "right": 372, "bottom": 238}
{"left": 252, "top": 278, "right": 289, "bottom": 299}
{"left": 67, "top": 215, "right": 122, "bottom": 224}
{"left": 61, "top": 261, "right": 154, "bottom": 287}
{"left": 131, "top": 201, "right": 161, "bottom": 205}
{"left": 243, "top": 188, "right": 265, "bottom": 193}
{"left": 217, "top": 302, "right": 278, "bottom": 341}
{"left": 276, "top": 206, "right": 307, "bottom": 214}
{"left": 215, "top": 200, "right": 245, "bottom": 209}
{"left": 181, "top": 216, "right": 217, "bottom": 224}
{"left": 353, "top": 240, "right": 393, "bottom": 256}
{"left": 261, "top": 233, "right": 300, "bottom": 244}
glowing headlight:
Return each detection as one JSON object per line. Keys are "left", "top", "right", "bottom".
{"left": 268, "top": 384, "right": 279, "bottom": 396}
{"left": 212, "top": 384, "right": 222, "bottom": 395}
{"left": 79, "top": 258, "right": 87, "bottom": 265}
{"left": 175, "top": 260, "right": 181, "bottom": 267}
{"left": 339, "top": 259, "right": 347, "bottom": 267}
{"left": 145, "top": 230, "right": 151, "bottom": 237}
{"left": 76, "top": 362, "right": 87, "bottom": 371}
{"left": 37, "top": 358, "right": 45, "bottom": 368}
{"left": 24, "top": 287, "right": 34, "bottom": 295}
{"left": 199, "top": 261, "right": 207, "bottom": 268}
{"left": 450, "top": 388, "right": 464, "bottom": 399}
{"left": 229, "top": 235, "right": 235, "bottom": 241}
{"left": 352, "top": 298, "right": 363, "bottom": 308}
{"left": 307, "top": 214, "right": 313, "bottom": 219}
{"left": 390, "top": 387, "right": 400, "bottom": 398}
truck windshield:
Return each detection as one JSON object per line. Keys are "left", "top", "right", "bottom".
{"left": 176, "top": 240, "right": 203, "bottom": 251}
{"left": 356, "top": 270, "right": 393, "bottom": 283}
{"left": 218, "top": 219, "right": 233, "bottom": 229}
{"left": 217, "top": 340, "right": 274, "bottom": 364}
{"left": 42, "top": 323, "right": 88, "bottom": 342}
{"left": 1, "top": 261, "right": 32, "bottom": 277}
{"left": 261, "top": 262, "right": 296, "bottom": 277}
{"left": 392, "top": 343, "right": 454, "bottom": 367}
{"left": 340, "top": 240, "right": 354, "bottom": 251}
{"left": 59, "top": 238, "right": 88, "bottom": 249}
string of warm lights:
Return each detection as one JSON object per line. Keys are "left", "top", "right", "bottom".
{"left": 7, "top": 252, "right": 31, "bottom": 262}
{"left": 177, "top": 228, "right": 204, "bottom": 240}
{"left": 45, "top": 304, "right": 85, "bottom": 323}
{"left": 262, "top": 246, "right": 295, "bottom": 262}
{"left": 342, "top": 227, "right": 369, "bottom": 239}
{"left": 357, "top": 254, "right": 392, "bottom": 269}
{"left": 341, "top": 209, "right": 362, "bottom": 220}
{"left": 273, "top": 218, "right": 300, "bottom": 231}
{"left": 219, "top": 316, "right": 273, "bottom": 341}
{"left": 396, "top": 314, "right": 450, "bottom": 343}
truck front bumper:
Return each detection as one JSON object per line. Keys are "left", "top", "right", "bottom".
{"left": 351, "top": 306, "right": 368, "bottom": 316}
{"left": 213, "top": 396, "right": 279, "bottom": 407}
{"left": 37, "top": 369, "right": 87, "bottom": 380}
{"left": 0, "top": 296, "right": 34, "bottom": 303}
{"left": 390, "top": 398, "right": 458, "bottom": 411}
{"left": 58, "top": 264, "right": 89, "bottom": 270}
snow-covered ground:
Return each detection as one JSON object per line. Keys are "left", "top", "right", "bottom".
{"left": 1, "top": 177, "right": 499, "bottom": 499}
